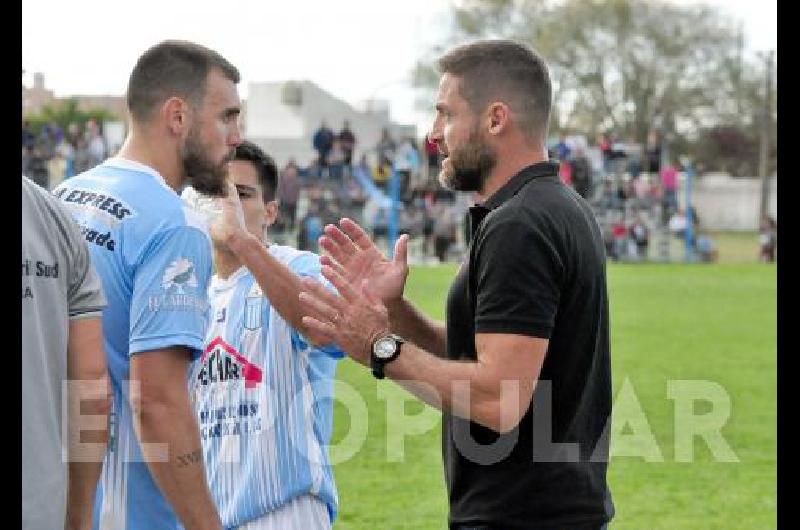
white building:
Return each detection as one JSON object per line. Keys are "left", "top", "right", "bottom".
{"left": 244, "top": 80, "right": 416, "bottom": 168}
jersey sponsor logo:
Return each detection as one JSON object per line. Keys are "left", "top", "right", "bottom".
{"left": 197, "top": 336, "right": 263, "bottom": 389}
{"left": 148, "top": 258, "right": 204, "bottom": 312}
{"left": 22, "top": 259, "right": 60, "bottom": 299}
{"left": 162, "top": 258, "right": 199, "bottom": 294}
{"left": 53, "top": 186, "right": 136, "bottom": 224}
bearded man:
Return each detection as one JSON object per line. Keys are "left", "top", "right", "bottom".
{"left": 53, "top": 40, "right": 242, "bottom": 530}
{"left": 297, "top": 40, "right": 614, "bottom": 530}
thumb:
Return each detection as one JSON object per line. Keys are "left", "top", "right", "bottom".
{"left": 393, "top": 234, "right": 409, "bottom": 267}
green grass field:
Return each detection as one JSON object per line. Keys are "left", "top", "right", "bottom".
{"left": 330, "top": 241, "right": 776, "bottom": 529}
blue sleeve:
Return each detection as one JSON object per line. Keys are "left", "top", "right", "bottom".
{"left": 129, "top": 226, "right": 212, "bottom": 360}
{"left": 289, "top": 252, "right": 346, "bottom": 359}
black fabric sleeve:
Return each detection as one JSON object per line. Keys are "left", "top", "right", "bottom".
{"left": 473, "top": 210, "right": 564, "bottom": 339}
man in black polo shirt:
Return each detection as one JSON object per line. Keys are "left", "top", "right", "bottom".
{"left": 297, "top": 39, "right": 614, "bottom": 530}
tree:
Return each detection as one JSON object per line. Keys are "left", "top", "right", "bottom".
{"left": 412, "top": 0, "right": 769, "bottom": 157}
{"left": 24, "top": 97, "right": 118, "bottom": 136}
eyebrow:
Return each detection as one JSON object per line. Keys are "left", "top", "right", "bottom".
{"left": 223, "top": 107, "right": 241, "bottom": 119}
{"left": 234, "top": 183, "right": 257, "bottom": 195}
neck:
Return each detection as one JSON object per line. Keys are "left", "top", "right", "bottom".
{"left": 214, "top": 245, "right": 242, "bottom": 280}
{"left": 478, "top": 142, "right": 549, "bottom": 201}
{"left": 116, "top": 124, "right": 183, "bottom": 192}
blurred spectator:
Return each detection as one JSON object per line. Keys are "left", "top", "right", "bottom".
{"left": 559, "top": 159, "right": 572, "bottom": 187}
{"left": 327, "top": 139, "right": 346, "bottom": 180}
{"left": 312, "top": 120, "right": 335, "bottom": 169}
{"left": 372, "top": 157, "right": 391, "bottom": 190}
{"left": 645, "top": 131, "right": 661, "bottom": 175}
{"left": 630, "top": 215, "right": 649, "bottom": 260}
{"left": 22, "top": 120, "right": 36, "bottom": 150}
{"left": 571, "top": 147, "right": 592, "bottom": 199}
{"left": 555, "top": 133, "right": 571, "bottom": 161}
{"left": 338, "top": 121, "right": 356, "bottom": 171}
{"left": 24, "top": 145, "right": 49, "bottom": 188}
{"left": 394, "top": 137, "right": 420, "bottom": 198}
{"left": 85, "top": 119, "right": 107, "bottom": 168}
{"left": 298, "top": 206, "right": 323, "bottom": 252}
{"left": 377, "top": 127, "right": 397, "bottom": 166}
{"left": 668, "top": 208, "right": 688, "bottom": 239}
{"left": 432, "top": 202, "right": 457, "bottom": 262}
{"left": 611, "top": 220, "right": 629, "bottom": 260}
{"left": 660, "top": 161, "right": 679, "bottom": 221}
{"left": 759, "top": 216, "right": 777, "bottom": 263}
{"left": 279, "top": 160, "right": 301, "bottom": 230}
{"left": 695, "top": 233, "right": 718, "bottom": 263}
{"left": 424, "top": 134, "right": 440, "bottom": 184}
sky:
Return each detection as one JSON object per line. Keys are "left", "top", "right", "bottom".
{"left": 22, "top": 0, "right": 776, "bottom": 136}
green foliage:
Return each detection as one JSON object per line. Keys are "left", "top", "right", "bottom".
{"left": 24, "top": 97, "right": 118, "bottom": 135}
{"left": 412, "top": 0, "right": 776, "bottom": 166}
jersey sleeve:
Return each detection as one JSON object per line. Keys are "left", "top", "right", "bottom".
{"left": 129, "top": 226, "right": 212, "bottom": 359}
{"left": 287, "top": 252, "right": 346, "bottom": 359}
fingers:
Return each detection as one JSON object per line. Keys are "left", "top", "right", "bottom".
{"left": 319, "top": 235, "right": 349, "bottom": 266}
{"left": 320, "top": 265, "right": 359, "bottom": 302}
{"left": 323, "top": 224, "right": 359, "bottom": 254}
{"left": 298, "top": 290, "right": 340, "bottom": 323}
{"left": 300, "top": 277, "right": 343, "bottom": 308}
{"left": 339, "top": 218, "right": 376, "bottom": 251}
{"left": 319, "top": 254, "right": 347, "bottom": 278}
{"left": 301, "top": 316, "right": 336, "bottom": 342}
{"left": 393, "top": 234, "right": 409, "bottom": 266}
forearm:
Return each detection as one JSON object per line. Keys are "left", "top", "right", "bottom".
{"left": 65, "top": 384, "right": 109, "bottom": 530}
{"left": 387, "top": 297, "right": 447, "bottom": 356}
{"left": 135, "top": 396, "right": 221, "bottom": 530}
{"left": 384, "top": 342, "right": 510, "bottom": 431}
{"left": 228, "top": 232, "right": 309, "bottom": 334}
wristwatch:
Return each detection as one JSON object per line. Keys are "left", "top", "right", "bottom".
{"left": 370, "top": 333, "right": 405, "bottom": 380}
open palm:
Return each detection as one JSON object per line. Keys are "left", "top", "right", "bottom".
{"left": 318, "top": 218, "right": 409, "bottom": 303}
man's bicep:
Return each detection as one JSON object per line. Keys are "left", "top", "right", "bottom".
{"left": 129, "top": 346, "right": 193, "bottom": 401}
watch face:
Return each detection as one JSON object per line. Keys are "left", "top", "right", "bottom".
{"left": 374, "top": 337, "right": 397, "bottom": 360}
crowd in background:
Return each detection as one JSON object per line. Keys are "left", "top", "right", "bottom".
{"left": 22, "top": 118, "right": 776, "bottom": 264}
{"left": 22, "top": 119, "right": 110, "bottom": 189}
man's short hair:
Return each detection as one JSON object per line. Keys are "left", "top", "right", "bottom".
{"left": 437, "top": 39, "right": 552, "bottom": 139}
{"left": 233, "top": 140, "right": 279, "bottom": 202}
{"left": 127, "top": 40, "right": 240, "bottom": 123}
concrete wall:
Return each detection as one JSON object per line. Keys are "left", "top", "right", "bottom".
{"left": 245, "top": 80, "right": 416, "bottom": 168}
{"left": 682, "top": 173, "right": 777, "bottom": 231}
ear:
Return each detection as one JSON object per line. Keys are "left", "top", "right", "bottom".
{"left": 162, "top": 97, "right": 190, "bottom": 136}
{"left": 486, "top": 102, "right": 510, "bottom": 136}
{"left": 264, "top": 200, "right": 279, "bottom": 228}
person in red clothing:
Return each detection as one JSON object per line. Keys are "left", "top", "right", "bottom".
{"left": 424, "top": 134, "right": 440, "bottom": 185}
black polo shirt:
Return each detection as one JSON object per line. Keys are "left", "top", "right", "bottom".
{"left": 443, "top": 161, "right": 614, "bottom": 530}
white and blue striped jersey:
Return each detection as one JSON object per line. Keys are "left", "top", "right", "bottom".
{"left": 53, "top": 158, "right": 214, "bottom": 530}
{"left": 189, "top": 245, "right": 343, "bottom": 529}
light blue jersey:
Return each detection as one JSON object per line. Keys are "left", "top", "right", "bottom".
{"left": 189, "top": 245, "right": 343, "bottom": 529}
{"left": 53, "top": 158, "right": 213, "bottom": 530}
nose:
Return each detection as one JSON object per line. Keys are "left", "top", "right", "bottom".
{"left": 228, "top": 121, "right": 243, "bottom": 147}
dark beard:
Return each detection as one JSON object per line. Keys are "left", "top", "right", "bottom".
{"left": 181, "top": 127, "right": 230, "bottom": 197}
{"left": 438, "top": 126, "right": 496, "bottom": 193}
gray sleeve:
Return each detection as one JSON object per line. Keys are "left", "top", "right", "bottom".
{"left": 54, "top": 195, "right": 107, "bottom": 319}
{"left": 67, "top": 225, "right": 106, "bottom": 319}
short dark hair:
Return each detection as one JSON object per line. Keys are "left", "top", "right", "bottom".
{"left": 127, "top": 40, "right": 240, "bottom": 123}
{"left": 437, "top": 40, "right": 552, "bottom": 138}
{"left": 233, "top": 140, "right": 279, "bottom": 202}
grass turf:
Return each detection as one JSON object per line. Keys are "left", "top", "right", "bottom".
{"left": 329, "top": 260, "right": 776, "bottom": 530}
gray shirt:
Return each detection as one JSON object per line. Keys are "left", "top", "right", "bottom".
{"left": 22, "top": 176, "right": 106, "bottom": 530}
